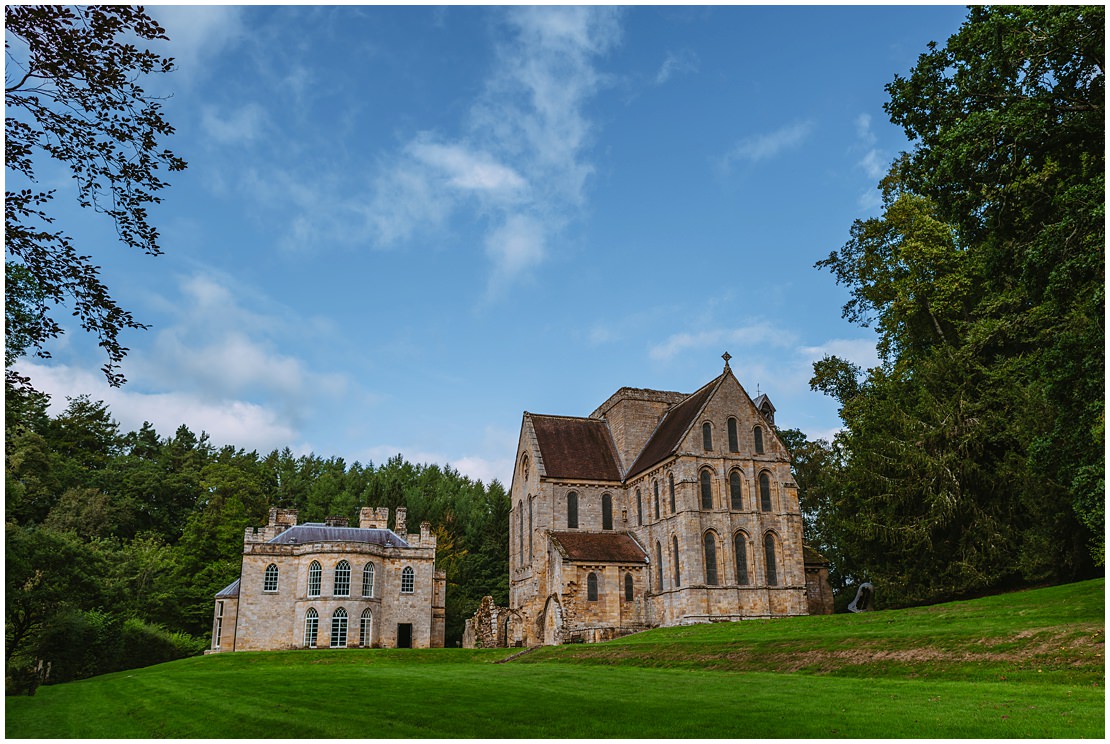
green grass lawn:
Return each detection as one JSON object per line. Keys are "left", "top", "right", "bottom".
{"left": 7, "top": 579, "right": 1104, "bottom": 738}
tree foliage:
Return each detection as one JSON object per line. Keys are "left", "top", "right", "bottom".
{"left": 5, "top": 5, "right": 186, "bottom": 387}
{"left": 810, "top": 6, "right": 1103, "bottom": 606}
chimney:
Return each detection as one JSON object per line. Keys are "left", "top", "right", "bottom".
{"left": 420, "top": 520, "right": 436, "bottom": 548}
{"left": 394, "top": 506, "right": 407, "bottom": 536}
{"left": 359, "top": 507, "right": 376, "bottom": 529}
{"left": 324, "top": 515, "right": 349, "bottom": 528}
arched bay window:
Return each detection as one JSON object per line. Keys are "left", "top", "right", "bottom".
{"left": 602, "top": 493, "right": 613, "bottom": 530}
{"left": 304, "top": 608, "right": 319, "bottom": 647}
{"left": 362, "top": 562, "right": 375, "bottom": 597}
{"left": 730, "top": 470, "right": 743, "bottom": 510}
{"left": 307, "top": 561, "right": 322, "bottom": 598}
{"left": 331, "top": 608, "right": 348, "bottom": 648}
{"left": 703, "top": 532, "right": 719, "bottom": 585}
{"left": 764, "top": 533, "right": 779, "bottom": 586}
{"left": 334, "top": 560, "right": 351, "bottom": 597}
{"left": 567, "top": 491, "right": 579, "bottom": 528}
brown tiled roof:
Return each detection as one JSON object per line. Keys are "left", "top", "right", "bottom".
{"left": 550, "top": 531, "right": 649, "bottom": 564}
{"left": 626, "top": 373, "right": 724, "bottom": 478}
{"left": 530, "top": 415, "right": 622, "bottom": 481}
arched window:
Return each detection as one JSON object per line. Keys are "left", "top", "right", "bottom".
{"left": 360, "top": 609, "right": 373, "bottom": 647}
{"left": 624, "top": 573, "right": 634, "bottom": 601}
{"left": 331, "top": 608, "right": 348, "bottom": 648}
{"left": 653, "top": 479, "right": 660, "bottom": 519}
{"left": 263, "top": 563, "right": 278, "bottom": 592}
{"left": 587, "top": 572, "right": 598, "bottom": 601}
{"left": 764, "top": 533, "right": 778, "bottom": 586}
{"left": 567, "top": 491, "right": 579, "bottom": 529}
{"left": 700, "top": 469, "right": 713, "bottom": 510}
{"left": 730, "top": 470, "right": 743, "bottom": 510}
{"left": 401, "top": 566, "right": 415, "bottom": 594}
{"left": 655, "top": 541, "right": 664, "bottom": 592}
{"left": 528, "top": 496, "right": 534, "bottom": 560}
{"left": 521, "top": 454, "right": 529, "bottom": 482}
{"left": 669, "top": 473, "right": 676, "bottom": 513}
{"left": 304, "top": 608, "right": 319, "bottom": 647}
{"left": 362, "top": 563, "right": 375, "bottom": 597}
{"left": 754, "top": 426, "right": 765, "bottom": 454}
{"left": 760, "top": 472, "right": 772, "bottom": 512}
{"left": 307, "top": 561, "right": 322, "bottom": 598}
{"left": 672, "top": 536, "right": 681, "bottom": 587}
{"left": 734, "top": 533, "right": 750, "bottom": 585}
{"left": 636, "top": 488, "right": 642, "bottom": 526}
{"left": 728, "top": 417, "right": 739, "bottom": 452}
{"left": 703, "top": 532, "right": 718, "bottom": 585}
{"left": 334, "top": 560, "right": 351, "bottom": 597}
{"left": 702, "top": 422, "right": 713, "bottom": 450}
{"left": 602, "top": 493, "right": 613, "bottom": 530}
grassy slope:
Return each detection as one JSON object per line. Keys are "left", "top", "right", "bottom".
{"left": 6, "top": 579, "right": 1104, "bottom": 738}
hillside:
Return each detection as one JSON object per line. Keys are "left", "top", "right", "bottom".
{"left": 6, "top": 579, "right": 1103, "bottom": 738}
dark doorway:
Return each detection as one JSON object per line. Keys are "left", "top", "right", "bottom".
{"left": 397, "top": 623, "right": 413, "bottom": 648}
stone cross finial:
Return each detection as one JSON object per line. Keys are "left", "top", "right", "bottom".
{"left": 722, "top": 351, "right": 732, "bottom": 368}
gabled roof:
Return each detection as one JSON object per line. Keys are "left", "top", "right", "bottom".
{"left": 549, "top": 531, "right": 649, "bottom": 564}
{"left": 625, "top": 372, "right": 725, "bottom": 478}
{"left": 267, "top": 524, "right": 410, "bottom": 547}
{"left": 215, "top": 578, "right": 240, "bottom": 598}
{"left": 529, "top": 414, "right": 622, "bottom": 481}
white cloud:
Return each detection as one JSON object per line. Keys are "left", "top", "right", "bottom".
{"left": 655, "top": 49, "right": 698, "bottom": 85}
{"left": 797, "top": 337, "right": 880, "bottom": 371}
{"left": 150, "top": 6, "right": 247, "bottom": 86}
{"left": 201, "top": 103, "right": 268, "bottom": 145}
{"left": 484, "top": 214, "right": 546, "bottom": 298}
{"left": 407, "top": 138, "right": 528, "bottom": 198}
{"left": 853, "top": 111, "right": 889, "bottom": 209}
{"left": 722, "top": 120, "right": 815, "bottom": 169}
{"left": 649, "top": 323, "right": 796, "bottom": 362}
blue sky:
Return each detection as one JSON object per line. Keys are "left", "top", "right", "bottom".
{"left": 12, "top": 4, "right": 971, "bottom": 486}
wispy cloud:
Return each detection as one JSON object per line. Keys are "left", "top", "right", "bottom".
{"left": 364, "top": 7, "right": 622, "bottom": 294}
{"left": 649, "top": 322, "right": 796, "bottom": 362}
{"left": 655, "top": 49, "right": 698, "bottom": 85}
{"left": 201, "top": 103, "right": 268, "bottom": 145}
{"left": 150, "top": 6, "right": 247, "bottom": 87}
{"left": 721, "top": 120, "right": 815, "bottom": 170}
{"left": 854, "top": 113, "right": 887, "bottom": 210}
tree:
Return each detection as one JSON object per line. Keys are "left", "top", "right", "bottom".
{"left": 5, "top": 5, "right": 186, "bottom": 387}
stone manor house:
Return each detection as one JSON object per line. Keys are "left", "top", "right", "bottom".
{"left": 465, "top": 357, "right": 832, "bottom": 648}
{"left": 209, "top": 506, "right": 446, "bottom": 652}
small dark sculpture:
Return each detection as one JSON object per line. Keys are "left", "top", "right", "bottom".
{"left": 848, "top": 582, "right": 874, "bottom": 613}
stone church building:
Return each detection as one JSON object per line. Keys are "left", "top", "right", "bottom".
{"left": 209, "top": 506, "right": 446, "bottom": 652}
{"left": 479, "top": 357, "right": 830, "bottom": 647}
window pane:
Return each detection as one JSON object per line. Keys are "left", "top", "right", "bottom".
{"left": 360, "top": 609, "right": 373, "bottom": 647}
{"left": 672, "top": 536, "right": 681, "bottom": 587}
{"left": 587, "top": 572, "right": 598, "bottom": 601}
{"left": 730, "top": 471, "right": 743, "bottom": 510}
{"left": 304, "top": 608, "right": 318, "bottom": 647}
{"left": 700, "top": 470, "right": 713, "bottom": 509}
{"left": 669, "top": 474, "right": 676, "bottom": 513}
{"left": 704, "top": 533, "right": 718, "bottom": 585}
{"left": 702, "top": 422, "right": 713, "bottom": 450}
{"left": 655, "top": 542, "right": 663, "bottom": 592}
{"left": 602, "top": 493, "right": 613, "bottom": 530}
{"left": 760, "top": 472, "right": 772, "bottom": 511}
{"left": 624, "top": 573, "right": 634, "bottom": 601}
{"left": 636, "top": 489, "right": 642, "bottom": 526}
{"left": 401, "top": 566, "right": 415, "bottom": 593}
{"left": 754, "top": 426, "right": 764, "bottom": 454}
{"left": 728, "top": 417, "right": 739, "bottom": 452}
{"left": 653, "top": 480, "right": 660, "bottom": 519}
{"left": 568, "top": 492, "right": 578, "bottom": 529}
